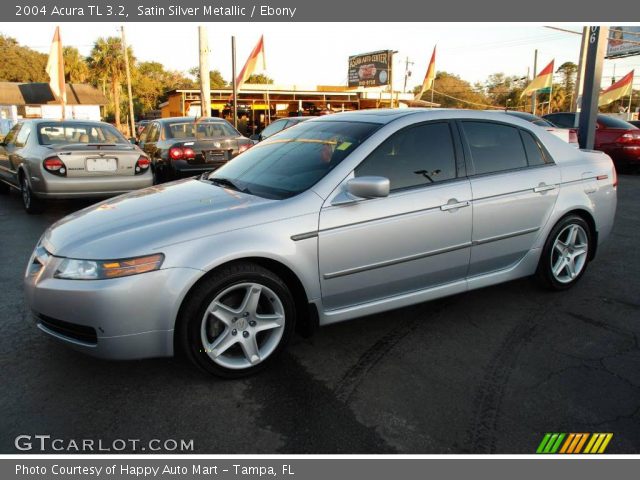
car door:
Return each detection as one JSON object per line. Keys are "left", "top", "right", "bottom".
{"left": 140, "top": 122, "right": 161, "bottom": 162}
{"left": 0, "top": 123, "right": 21, "bottom": 184}
{"left": 318, "top": 121, "right": 473, "bottom": 311}
{"left": 458, "top": 120, "right": 561, "bottom": 277}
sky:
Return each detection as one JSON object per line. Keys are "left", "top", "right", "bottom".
{"left": 1, "top": 23, "right": 639, "bottom": 92}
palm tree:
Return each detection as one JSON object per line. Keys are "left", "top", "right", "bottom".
{"left": 63, "top": 46, "right": 89, "bottom": 83}
{"left": 87, "top": 37, "right": 134, "bottom": 128}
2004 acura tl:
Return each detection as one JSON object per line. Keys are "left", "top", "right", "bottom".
{"left": 25, "top": 109, "right": 617, "bottom": 377}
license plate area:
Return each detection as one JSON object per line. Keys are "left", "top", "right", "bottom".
{"left": 86, "top": 157, "right": 117, "bottom": 172}
{"left": 205, "top": 150, "right": 228, "bottom": 163}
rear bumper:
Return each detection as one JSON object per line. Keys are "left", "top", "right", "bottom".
{"left": 602, "top": 145, "right": 640, "bottom": 165}
{"left": 32, "top": 171, "right": 153, "bottom": 198}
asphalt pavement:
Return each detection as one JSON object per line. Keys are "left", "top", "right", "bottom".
{"left": 1, "top": 176, "right": 639, "bottom": 454}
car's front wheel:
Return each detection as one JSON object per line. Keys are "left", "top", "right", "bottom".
{"left": 20, "top": 174, "right": 43, "bottom": 214}
{"left": 537, "top": 214, "right": 592, "bottom": 290}
{"left": 178, "top": 262, "right": 296, "bottom": 378}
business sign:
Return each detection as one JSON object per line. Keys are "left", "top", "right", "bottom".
{"left": 348, "top": 50, "right": 393, "bottom": 87}
{"left": 606, "top": 26, "right": 640, "bottom": 58}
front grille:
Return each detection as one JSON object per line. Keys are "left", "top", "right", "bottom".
{"left": 36, "top": 314, "right": 98, "bottom": 344}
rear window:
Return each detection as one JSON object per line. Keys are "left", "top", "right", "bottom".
{"left": 37, "top": 123, "right": 126, "bottom": 145}
{"left": 598, "top": 115, "right": 637, "bottom": 129}
{"left": 166, "top": 120, "right": 238, "bottom": 139}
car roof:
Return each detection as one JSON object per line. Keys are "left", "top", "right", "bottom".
{"left": 311, "top": 108, "right": 434, "bottom": 125}
{"left": 158, "top": 117, "right": 229, "bottom": 123}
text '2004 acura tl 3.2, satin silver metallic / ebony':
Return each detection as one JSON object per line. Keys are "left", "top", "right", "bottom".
{"left": 24, "top": 109, "right": 617, "bottom": 377}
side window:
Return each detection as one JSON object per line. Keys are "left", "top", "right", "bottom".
{"left": 462, "top": 121, "right": 528, "bottom": 175}
{"left": 355, "top": 122, "right": 457, "bottom": 191}
{"left": 15, "top": 124, "right": 31, "bottom": 147}
{"left": 520, "top": 130, "right": 550, "bottom": 166}
{"left": 261, "top": 120, "right": 286, "bottom": 139}
{"left": 147, "top": 123, "right": 160, "bottom": 142}
{"left": 3, "top": 123, "right": 21, "bottom": 145}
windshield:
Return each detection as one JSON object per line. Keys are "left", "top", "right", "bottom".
{"left": 37, "top": 122, "right": 127, "bottom": 145}
{"left": 167, "top": 120, "right": 239, "bottom": 139}
{"left": 206, "top": 120, "right": 380, "bottom": 200}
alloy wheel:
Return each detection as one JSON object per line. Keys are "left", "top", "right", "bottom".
{"left": 550, "top": 224, "right": 589, "bottom": 284}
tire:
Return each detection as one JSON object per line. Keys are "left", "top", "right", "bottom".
{"left": 536, "top": 214, "right": 592, "bottom": 290}
{"left": 152, "top": 165, "right": 163, "bottom": 185}
{"left": 20, "top": 174, "right": 44, "bottom": 214}
{"left": 178, "top": 262, "right": 297, "bottom": 378}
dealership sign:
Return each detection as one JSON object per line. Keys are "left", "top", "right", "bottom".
{"left": 606, "top": 26, "right": 640, "bottom": 58}
{"left": 348, "top": 50, "right": 393, "bottom": 87}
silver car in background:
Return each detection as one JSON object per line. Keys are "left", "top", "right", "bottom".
{"left": 24, "top": 109, "right": 617, "bottom": 377}
{"left": 0, "top": 120, "right": 153, "bottom": 213}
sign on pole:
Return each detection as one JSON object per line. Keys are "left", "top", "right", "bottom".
{"left": 348, "top": 50, "right": 393, "bottom": 87}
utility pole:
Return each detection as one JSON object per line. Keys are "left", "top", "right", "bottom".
{"left": 120, "top": 26, "right": 135, "bottom": 138}
{"left": 574, "top": 26, "right": 589, "bottom": 113}
{"left": 231, "top": 36, "right": 238, "bottom": 128}
{"left": 403, "top": 56, "right": 414, "bottom": 93}
{"left": 198, "top": 26, "right": 211, "bottom": 118}
{"left": 578, "top": 26, "right": 609, "bottom": 150}
{"left": 531, "top": 49, "right": 538, "bottom": 114}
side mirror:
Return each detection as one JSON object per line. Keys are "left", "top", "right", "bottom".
{"left": 332, "top": 176, "right": 390, "bottom": 205}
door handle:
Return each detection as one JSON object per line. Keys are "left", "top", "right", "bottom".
{"left": 440, "top": 199, "right": 470, "bottom": 211}
{"left": 533, "top": 183, "right": 557, "bottom": 193}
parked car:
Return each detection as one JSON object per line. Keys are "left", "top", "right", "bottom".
{"left": 0, "top": 120, "right": 152, "bottom": 214}
{"left": 250, "top": 116, "right": 312, "bottom": 142}
{"left": 544, "top": 112, "right": 640, "bottom": 171}
{"left": 502, "top": 110, "right": 578, "bottom": 147}
{"left": 138, "top": 117, "right": 253, "bottom": 183}
{"left": 25, "top": 109, "right": 617, "bottom": 377}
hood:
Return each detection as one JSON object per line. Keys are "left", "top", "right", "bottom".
{"left": 43, "top": 178, "right": 275, "bottom": 259}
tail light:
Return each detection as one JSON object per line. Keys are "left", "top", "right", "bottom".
{"left": 43, "top": 156, "right": 66, "bottom": 176}
{"left": 168, "top": 147, "right": 184, "bottom": 160}
{"left": 168, "top": 147, "right": 196, "bottom": 160}
{"left": 616, "top": 130, "right": 640, "bottom": 144}
{"left": 238, "top": 143, "right": 253, "bottom": 154}
{"left": 135, "top": 155, "right": 150, "bottom": 175}
{"left": 568, "top": 129, "right": 578, "bottom": 144}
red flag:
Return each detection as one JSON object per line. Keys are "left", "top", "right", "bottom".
{"left": 415, "top": 46, "right": 436, "bottom": 100}
{"left": 236, "top": 35, "right": 266, "bottom": 89}
{"left": 45, "top": 26, "right": 67, "bottom": 107}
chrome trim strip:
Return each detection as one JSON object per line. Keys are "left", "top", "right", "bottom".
{"left": 323, "top": 241, "right": 472, "bottom": 279}
{"left": 473, "top": 226, "right": 539, "bottom": 246}
{"left": 291, "top": 231, "right": 319, "bottom": 241}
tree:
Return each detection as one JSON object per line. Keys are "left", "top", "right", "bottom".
{"left": 414, "top": 71, "right": 490, "bottom": 109}
{"left": 63, "top": 46, "right": 89, "bottom": 83}
{"left": 245, "top": 73, "right": 273, "bottom": 84}
{"left": 0, "top": 35, "right": 47, "bottom": 82}
{"left": 189, "top": 67, "right": 228, "bottom": 88}
{"left": 556, "top": 62, "right": 577, "bottom": 110}
{"left": 485, "top": 73, "right": 526, "bottom": 109}
{"left": 88, "top": 37, "right": 134, "bottom": 128}
{"left": 134, "top": 62, "right": 195, "bottom": 117}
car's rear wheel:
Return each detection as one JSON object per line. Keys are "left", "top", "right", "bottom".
{"left": 20, "top": 174, "right": 43, "bottom": 214}
{"left": 537, "top": 214, "right": 591, "bottom": 290}
{"left": 178, "top": 262, "right": 296, "bottom": 378}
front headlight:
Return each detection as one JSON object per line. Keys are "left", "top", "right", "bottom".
{"left": 54, "top": 253, "right": 164, "bottom": 280}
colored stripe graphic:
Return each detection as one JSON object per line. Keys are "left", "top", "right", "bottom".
{"left": 537, "top": 433, "right": 613, "bottom": 454}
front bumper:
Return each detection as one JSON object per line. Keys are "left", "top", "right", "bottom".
{"left": 24, "top": 251, "right": 203, "bottom": 360}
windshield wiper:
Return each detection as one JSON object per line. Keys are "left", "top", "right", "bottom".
{"left": 205, "top": 176, "right": 246, "bottom": 193}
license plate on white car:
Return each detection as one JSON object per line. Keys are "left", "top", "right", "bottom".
{"left": 86, "top": 158, "right": 117, "bottom": 172}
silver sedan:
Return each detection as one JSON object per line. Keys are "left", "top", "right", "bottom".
{"left": 0, "top": 119, "right": 153, "bottom": 213}
{"left": 24, "top": 109, "right": 617, "bottom": 377}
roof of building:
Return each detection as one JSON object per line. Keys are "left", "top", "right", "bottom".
{"left": 0, "top": 82, "right": 108, "bottom": 106}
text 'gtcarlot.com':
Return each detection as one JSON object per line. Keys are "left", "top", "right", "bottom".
{"left": 14, "top": 435, "right": 194, "bottom": 452}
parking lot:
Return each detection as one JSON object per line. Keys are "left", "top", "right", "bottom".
{"left": 1, "top": 175, "right": 639, "bottom": 454}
